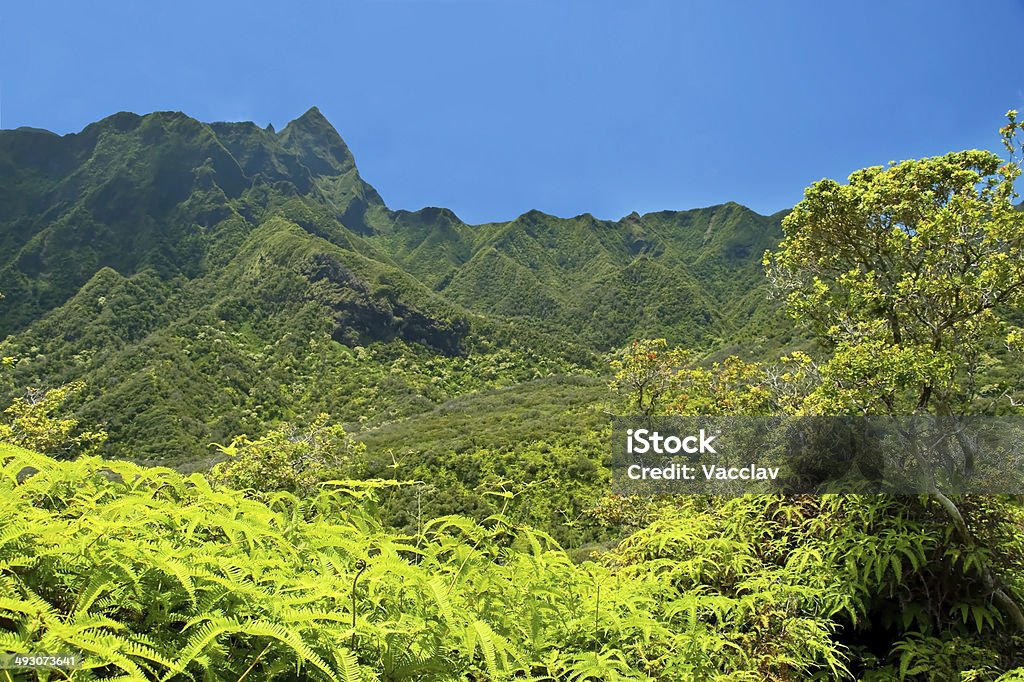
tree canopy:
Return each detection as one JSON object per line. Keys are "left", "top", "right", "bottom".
{"left": 765, "top": 112, "right": 1024, "bottom": 416}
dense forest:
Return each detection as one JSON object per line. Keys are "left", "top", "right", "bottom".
{"left": 1, "top": 108, "right": 1024, "bottom": 679}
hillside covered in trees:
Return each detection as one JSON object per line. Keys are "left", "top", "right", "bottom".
{"left": 0, "top": 107, "right": 791, "bottom": 469}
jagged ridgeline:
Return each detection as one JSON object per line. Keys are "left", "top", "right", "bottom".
{"left": 0, "top": 107, "right": 788, "bottom": 464}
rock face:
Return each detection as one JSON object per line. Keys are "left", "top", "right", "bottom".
{"left": 304, "top": 254, "right": 467, "bottom": 356}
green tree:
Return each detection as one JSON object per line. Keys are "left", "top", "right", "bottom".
{"left": 610, "top": 339, "right": 816, "bottom": 417}
{"left": 608, "top": 339, "right": 690, "bottom": 415}
{"left": 764, "top": 112, "right": 1024, "bottom": 416}
{"left": 208, "top": 413, "right": 365, "bottom": 495}
{"left": 764, "top": 111, "right": 1024, "bottom": 630}
{"left": 0, "top": 379, "right": 107, "bottom": 458}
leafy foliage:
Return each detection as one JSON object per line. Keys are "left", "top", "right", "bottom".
{"left": 0, "top": 379, "right": 107, "bottom": 458}
{"left": 764, "top": 113, "right": 1024, "bottom": 416}
{"left": 353, "top": 375, "right": 613, "bottom": 548}
{"left": 0, "top": 446, "right": 817, "bottom": 680}
{"left": 609, "top": 339, "right": 815, "bottom": 417}
{"left": 594, "top": 112, "right": 1024, "bottom": 677}
{"left": 208, "top": 413, "right": 365, "bottom": 496}
{"left": 4, "top": 446, "right": 1023, "bottom": 679}
{"left": 607, "top": 492, "right": 1024, "bottom": 679}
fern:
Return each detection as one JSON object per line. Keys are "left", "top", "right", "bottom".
{"left": 4, "top": 444, "right": 1024, "bottom": 680}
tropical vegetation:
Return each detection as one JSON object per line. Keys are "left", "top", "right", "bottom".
{"left": 1, "top": 108, "right": 1024, "bottom": 679}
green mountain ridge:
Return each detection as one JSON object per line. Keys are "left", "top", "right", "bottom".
{"left": 0, "top": 107, "right": 787, "bottom": 464}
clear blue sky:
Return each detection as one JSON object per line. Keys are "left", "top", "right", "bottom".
{"left": 2, "top": 1, "right": 1023, "bottom": 224}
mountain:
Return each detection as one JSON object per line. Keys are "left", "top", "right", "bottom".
{"left": 0, "top": 108, "right": 787, "bottom": 466}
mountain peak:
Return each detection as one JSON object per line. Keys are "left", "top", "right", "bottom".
{"left": 296, "top": 105, "right": 327, "bottom": 122}
{"left": 517, "top": 208, "right": 553, "bottom": 222}
{"left": 279, "top": 106, "right": 355, "bottom": 176}
{"left": 283, "top": 106, "right": 335, "bottom": 136}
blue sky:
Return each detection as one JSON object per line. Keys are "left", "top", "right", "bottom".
{"left": 2, "top": 1, "right": 1023, "bottom": 224}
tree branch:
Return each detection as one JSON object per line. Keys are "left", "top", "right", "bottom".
{"left": 932, "top": 490, "right": 1024, "bottom": 631}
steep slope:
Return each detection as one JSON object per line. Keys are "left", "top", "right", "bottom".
{"left": 0, "top": 107, "right": 387, "bottom": 333}
{"left": 368, "top": 202, "right": 785, "bottom": 350}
